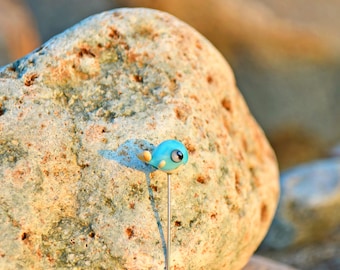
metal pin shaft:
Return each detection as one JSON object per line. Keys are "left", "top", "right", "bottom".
{"left": 166, "top": 173, "right": 171, "bottom": 270}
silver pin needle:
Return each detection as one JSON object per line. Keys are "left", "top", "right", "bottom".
{"left": 166, "top": 173, "right": 171, "bottom": 270}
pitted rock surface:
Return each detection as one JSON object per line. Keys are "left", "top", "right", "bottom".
{"left": 0, "top": 8, "right": 279, "bottom": 269}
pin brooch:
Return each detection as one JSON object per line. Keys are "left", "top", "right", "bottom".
{"left": 138, "top": 139, "right": 189, "bottom": 270}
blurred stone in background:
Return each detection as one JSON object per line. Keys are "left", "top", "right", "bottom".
{"left": 0, "top": 0, "right": 119, "bottom": 66}
{"left": 0, "top": 0, "right": 40, "bottom": 65}
{"left": 259, "top": 158, "right": 340, "bottom": 269}
{"left": 243, "top": 255, "right": 298, "bottom": 270}
{"left": 24, "top": 0, "right": 118, "bottom": 42}
{"left": 263, "top": 158, "right": 340, "bottom": 248}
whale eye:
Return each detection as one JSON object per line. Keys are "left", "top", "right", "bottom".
{"left": 171, "top": 150, "right": 183, "bottom": 163}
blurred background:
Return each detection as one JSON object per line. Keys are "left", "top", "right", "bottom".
{"left": 1, "top": 0, "right": 339, "bottom": 269}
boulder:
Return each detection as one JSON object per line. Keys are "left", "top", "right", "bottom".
{"left": 0, "top": 8, "right": 279, "bottom": 269}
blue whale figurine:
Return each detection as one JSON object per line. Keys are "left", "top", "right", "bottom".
{"left": 138, "top": 139, "right": 189, "bottom": 174}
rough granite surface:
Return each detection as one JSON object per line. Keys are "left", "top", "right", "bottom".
{"left": 0, "top": 8, "right": 279, "bottom": 269}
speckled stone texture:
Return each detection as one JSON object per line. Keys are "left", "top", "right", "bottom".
{"left": 0, "top": 8, "right": 279, "bottom": 269}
